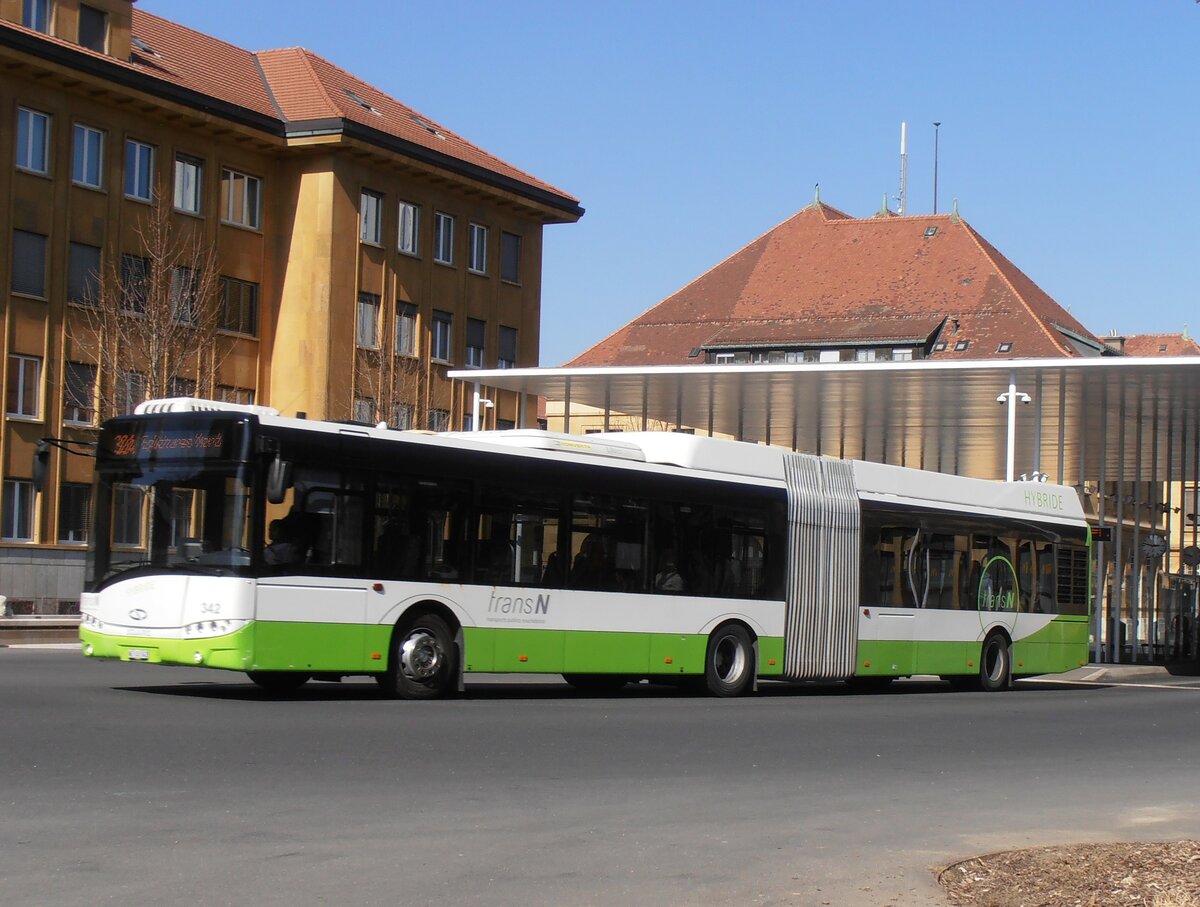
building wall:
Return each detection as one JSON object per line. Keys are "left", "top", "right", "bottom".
{"left": 0, "top": 11, "right": 566, "bottom": 609}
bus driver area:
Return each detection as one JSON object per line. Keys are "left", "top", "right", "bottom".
{"left": 77, "top": 398, "right": 1091, "bottom": 698}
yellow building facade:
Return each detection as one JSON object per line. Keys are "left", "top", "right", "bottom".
{"left": 0, "top": 2, "right": 581, "bottom": 612}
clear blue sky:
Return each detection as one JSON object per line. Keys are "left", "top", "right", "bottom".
{"left": 146, "top": 0, "right": 1199, "bottom": 366}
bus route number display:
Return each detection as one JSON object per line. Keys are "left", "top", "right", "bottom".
{"left": 108, "top": 426, "right": 231, "bottom": 459}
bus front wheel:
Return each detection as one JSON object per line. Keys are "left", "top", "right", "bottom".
{"left": 704, "top": 623, "right": 755, "bottom": 697}
{"left": 979, "top": 633, "right": 1012, "bottom": 692}
{"left": 380, "top": 613, "right": 456, "bottom": 700}
{"left": 247, "top": 671, "right": 310, "bottom": 693}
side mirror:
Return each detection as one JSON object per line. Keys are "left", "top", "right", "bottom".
{"left": 32, "top": 440, "right": 50, "bottom": 493}
{"left": 266, "top": 453, "right": 292, "bottom": 504}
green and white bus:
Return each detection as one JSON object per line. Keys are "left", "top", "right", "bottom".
{"left": 79, "top": 398, "right": 1091, "bottom": 697}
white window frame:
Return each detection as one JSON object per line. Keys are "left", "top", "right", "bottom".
{"left": 174, "top": 154, "right": 203, "bottom": 214}
{"left": 468, "top": 222, "right": 488, "bottom": 274}
{"left": 356, "top": 293, "right": 380, "bottom": 349}
{"left": 360, "top": 190, "right": 383, "bottom": 245}
{"left": 390, "top": 403, "right": 414, "bottom": 431}
{"left": 353, "top": 396, "right": 375, "bottom": 424}
{"left": 72, "top": 123, "right": 104, "bottom": 188}
{"left": 16, "top": 107, "right": 50, "bottom": 174}
{"left": 6, "top": 354, "right": 41, "bottom": 419}
{"left": 124, "top": 139, "right": 155, "bottom": 201}
{"left": 498, "top": 325, "right": 517, "bottom": 369}
{"left": 63, "top": 361, "right": 97, "bottom": 425}
{"left": 434, "top": 212, "right": 455, "bottom": 265}
{"left": 23, "top": 0, "right": 50, "bottom": 32}
{"left": 894, "top": 348, "right": 915, "bottom": 361}
{"left": 2, "top": 479, "right": 35, "bottom": 542}
{"left": 431, "top": 310, "right": 452, "bottom": 363}
{"left": 221, "top": 168, "right": 262, "bottom": 229}
{"left": 398, "top": 201, "right": 419, "bottom": 255}
{"left": 395, "top": 304, "right": 417, "bottom": 357}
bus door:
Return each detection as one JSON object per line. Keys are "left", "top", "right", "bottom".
{"left": 256, "top": 475, "right": 369, "bottom": 672}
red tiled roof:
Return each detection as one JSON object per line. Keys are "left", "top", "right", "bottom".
{"left": 567, "top": 204, "right": 1103, "bottom": 366}
{"left": 0, "top": 10, "right": 578, "bottom": 212}
{"left": 1123, "top": 334, "right": 1200, "bottom": 357}
{"left": 255, "top": 47, "right": 574, "bottom": 200}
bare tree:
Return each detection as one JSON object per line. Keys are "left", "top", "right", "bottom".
{"left": 68, "top": 187, "right": 230, "bottom": 419}
{"left": 354, "top": 350, "right": 432, "bottom": 429}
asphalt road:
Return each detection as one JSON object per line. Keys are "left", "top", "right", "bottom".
{"left": 2, "top": 649, "right": 1199, "bottom": 907}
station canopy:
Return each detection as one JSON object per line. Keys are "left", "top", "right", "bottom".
{"left": 453, "top": 357, "right": 1200, "bottom": 486}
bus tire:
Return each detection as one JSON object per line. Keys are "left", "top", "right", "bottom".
{"left": 979, "top": 632, "right": 1012, "bottom": 692}
{"left": 562, "top": 674, "right": 628, "bottom": 695}
{"left": 247, "top": 671, "right": 310, "bottom": 692}
{"left": 704, "top": 623, "right": 755, "bottom": 697}
{"left": 381, "top": 612, "right": 456, "bottom": 700}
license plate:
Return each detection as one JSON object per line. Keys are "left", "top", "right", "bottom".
{"left": 127, "top": 648, "right": 150, "bottom": 661}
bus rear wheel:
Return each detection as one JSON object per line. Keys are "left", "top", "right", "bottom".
{"left": 247, "top": 671, "right": 310, "bottom": 693}
{"left": 705, "top": 623, "right": 755, "bottom": 697}
{"left": 379, "top": 613, "right": 456, "bottom": 700}
{"left": 979, "top": 633, "right": 1012, "bottom": 692}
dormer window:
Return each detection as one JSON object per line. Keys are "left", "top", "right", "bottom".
{"left": 997, "top": 342, "right": 1013, "bottom": 353}
{"left": 78, "top": 4, "right": 108, "bottom": 53}
{"left": 954, "top": 339, "right": 970, "bottom": 352}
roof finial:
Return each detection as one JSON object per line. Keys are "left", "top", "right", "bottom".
{"left": 880, "top": 192, "right": 889, "bottom": 216}
{"left": 1185, "top": 323, "right": 1190, "bottom": 340}
{"left": 951, "top": 197, "right": 960, "bottom": 222}
{"left": 814, "top": 182, "right": 820, "bottom": 206}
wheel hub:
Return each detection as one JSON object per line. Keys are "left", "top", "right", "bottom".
{"left": 400, "top": 630, "right": 442, "bottom": 681}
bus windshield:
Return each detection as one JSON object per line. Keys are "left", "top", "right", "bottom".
{"left": 87, "top": 461, "right": 255, "bottom": 588}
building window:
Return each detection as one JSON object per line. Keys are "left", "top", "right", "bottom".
{"left": 12, "top": 230, "right": 47, "bottom": 297}
{"left": 428, "top": 409, "right": 450, "bottom": 432}
{"left": 6, "top": 354, "right": 41, "bottom": 418}
{"left": 58, "top": 483, "right": 91, "bottom": 544}
{"left": 500, "top": 231, "right": 521, "bottom": 283}
{"left": 466, "top": 318, "right": 485, "bottom": 368}
{"left": 72, "top": 123, "right": 104, "bottom": 188}
{"left": 170, "top": 266, "right": 198, "bottom": 324}
{"left": 120, "top": 254, "right": 149, "bottom": 314}
{"left": 932, "top": 341, "right": 947, "bottom": 352}
{"left": 169, "top": 376, "right": 196, "bottom": 398}
{"left": 954, "top": 339, "right": 970, "bottom": 352}
{"left": 67, "top": 243, "right": 101, "bottom": 306}
{"left": 431, "top": 310, "right": 452, "bottom": 363}
{"left": 818, "top": 350, "right": 840, "bottom": 363}
{"left": 468, "top": 223, "right": 488, "bottom": 274}
{"left": 23, "top": 0, "right": 50, "bottom": 32}
{"left": 360, "top": 190, "right": 383, "bottom": 244}
{"left": 395, "top": 303, "right": 417, "bottom": 357}
{"left": 124, "top": 139, "right": 154, "bottom": 201}
{"left": 997, "top": 342, "right": 1013, "bottom": 354}
{"left": 2, "top": 480, "right": 35, "bottom": 541}
{"left": 219, "top": 277, "right": 258, "bottom": 336}
{"left": 63, "top": 362, "right": 97, "bottom": 424}
{"left": 221, "top": 168, "right": 261, "bottom": 228}
{"left": 498, "top": 325, "right": 517, "bottom": 369}
{"left": 353, "top": 396, "right": 375, "bottom": 423}
{"left": 16, "top": 107, "right": 50, "bottom": 174}
{"left": 894, "top": 348, "right": 915, "bottom": 361}
{"left": 715, "top": 352, "right": 734, "bottom": 364}
{"left": 398, "top": 201, "right": 419, "bottom": 255}
{"left": 434, "top": 212, "right": 454, "bottom": 264}
{"left": 112, "top": 484, "right": 144, "bottom": 546}
{"left": 390, "top": 403, "right": 414, "bottom": 430}
{"left": 78, "top": 4, "right": 108, "bottom": 52}
{"left": 356, "top": 292, "right": 380, "bottom": 348}
{"left": 216, "top": 385, "right": 254, "bottom": 405}
{"left": 174, "top": 155, "right": 203, "bottom": 214}
{"left": 117, "top": 369, "right": 146, "bottom": 415}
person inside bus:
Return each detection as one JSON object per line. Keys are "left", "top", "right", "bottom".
{"left": 264, "top": 515, "right": 304, "bottom": 566}
{"left": 571, "top": 532, "right": 611, "bottom": 590}
{"left": 654, "top": 550, "right": 685, "bottom": 593}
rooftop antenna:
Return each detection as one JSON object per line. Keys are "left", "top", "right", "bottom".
{"left": 933, "top": 121, "right": 941, "bottom": 213}
{"left": 898, "top": 122, "right": 907, "bottom": 215}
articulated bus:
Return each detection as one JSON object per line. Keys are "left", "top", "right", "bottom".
{"left": 79, "top": 398, "right": 1091, "bottom": 697}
